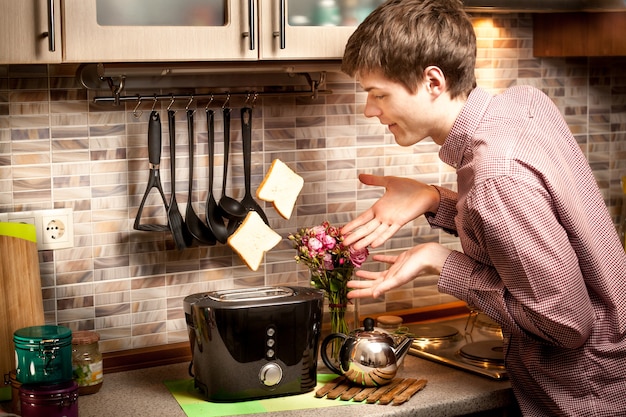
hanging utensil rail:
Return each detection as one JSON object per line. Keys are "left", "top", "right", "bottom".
{"left": 92, "top": 70, "right": 330, "bottom": 106}
{"left": 93, "top": 88, "right": 331, "bottom": 107}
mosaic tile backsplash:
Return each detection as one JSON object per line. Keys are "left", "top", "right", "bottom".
{"left": 1, "top": 14, "right": 625, "bottom": 353}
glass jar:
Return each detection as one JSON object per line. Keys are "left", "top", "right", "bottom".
{"left": 71, "top": 331, "right": 103, "bottom": 395}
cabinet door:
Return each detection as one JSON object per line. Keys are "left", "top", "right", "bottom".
{"left": 0, "top": 0, "right": 62, "bottom": 64}
{"left": 259, "top": 0, "right": 376, "bottom": 60}
{"left": 62, "top": 0, "right": 257, "bottom": 62}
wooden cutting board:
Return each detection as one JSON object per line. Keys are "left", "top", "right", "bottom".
{"left": 0, "top": 223, "right": 45, "bottom": 379}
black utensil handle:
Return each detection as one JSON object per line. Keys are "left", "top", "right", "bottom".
{"left": 148, "top": 111, "right": 162, "bottom": 165}
{"left": 168, "top": 110, "right": 176, "bottom": 184}
{"left": 206, "top": 109, "right": 215, "bottom": 189}
{"left": 222, "top": 107, "right": 231, "bottom": 191}
{"left": 241, "top": 107, "right": 252, "bottom": 188}
{"left": 187, "top": 109, "right": 195, "bottom": 194}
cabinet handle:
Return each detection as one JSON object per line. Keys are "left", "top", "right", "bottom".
{"left": 46, "top": 0, "right": 56, "bottom": 52}
{"left": 273, "top": 0, "right": 286, "bottom": 49}
{"left": 246, "top": 0, "right": 256, "bottom": 50}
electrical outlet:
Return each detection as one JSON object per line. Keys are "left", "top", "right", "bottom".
{"left": 38, "top": 208, "right": 74, "bottom": 250}
{"left": 7, "top": 208, "right": 74, "bottom": 250}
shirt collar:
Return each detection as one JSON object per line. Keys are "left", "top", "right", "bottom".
{"left": 439, "top": 87, "right": 492, "bottom": 169}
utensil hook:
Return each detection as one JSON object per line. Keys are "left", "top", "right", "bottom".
{"left": 222, "top": 93, "right": 231, "bottom": 110}
{"left": 132, "top": 95, "right": 143, "bottom": 118}
{"left": 251, "top": 92, "right": 258, "bottom": 108}
{"left": 151, "top": 95, "right": 158, "bottom": 112}
{"left": 167, "top": 94, "right": 175, "bottom": 112}
{"left": 205, "top": 94, "right": 214, "bottom": 111}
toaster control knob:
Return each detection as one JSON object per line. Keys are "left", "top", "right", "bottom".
{"left": 259, "top": 363, "right": 283, "bottom": 387}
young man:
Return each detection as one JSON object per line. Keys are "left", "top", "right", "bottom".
{"left": 340, "top": 0, "right": 626, "bottom": 415}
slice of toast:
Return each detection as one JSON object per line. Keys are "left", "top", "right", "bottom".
{"left": 256, "top": 159, "right": 304, "bottom": 219}
{"left": 227, "top": 211, "right": 282, "bottom": 271}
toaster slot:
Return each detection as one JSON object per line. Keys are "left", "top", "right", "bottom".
{"left": 207, "top": 286, "right": 294, "bottom": 302}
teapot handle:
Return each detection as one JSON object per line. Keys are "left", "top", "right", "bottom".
{"left": 320, "top": 333, "right": 348, "bottom": 375}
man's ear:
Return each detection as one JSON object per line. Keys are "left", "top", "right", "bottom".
{"left": 424, "top": 66, "right": 446, "bottom": 96}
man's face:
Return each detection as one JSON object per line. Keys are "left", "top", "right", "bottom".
{"left": 358, "top": 70, "right": 445, "bottom": 146}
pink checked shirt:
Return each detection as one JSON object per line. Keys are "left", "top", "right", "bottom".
{"left": 431, "top": 86, "right": 626, "bottom": 416}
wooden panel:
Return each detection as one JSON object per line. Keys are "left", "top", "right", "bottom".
{"left": 0, "top": 225, "right": 46, "bottom": 378}
{"left": 0, "top": 0, "right": 62, "bottom": 64}
{"left": 534, "top": 12, "right": 626, "bottom": 57}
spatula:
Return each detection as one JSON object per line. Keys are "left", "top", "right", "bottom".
{"left": 167, "top": 109, "right": 193, "bottom": 250}
{"left": 240, "top": 107, "right": 268, "bottom": 224}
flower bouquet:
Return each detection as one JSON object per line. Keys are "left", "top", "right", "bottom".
{"left": 289, "top": 222, "right": 369, "bottom": 336}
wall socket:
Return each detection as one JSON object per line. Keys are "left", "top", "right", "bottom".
{"left": 6, "top": 208, "right": 74, "bottom": 250}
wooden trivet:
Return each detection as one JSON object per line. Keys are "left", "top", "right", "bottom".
{"left": 315, "top": 376, "right": 427, "bottom": 405}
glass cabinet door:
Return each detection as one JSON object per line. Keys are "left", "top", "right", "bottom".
{"left": 259, "top": 0, "right": 382, "bottom": 60}
{"left": 287, "top": 0, "right": 381, "bottom": 26}
{"left": 62, "top": 0, "right": 257, "bottom": 62}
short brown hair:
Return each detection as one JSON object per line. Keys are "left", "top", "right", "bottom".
{"left": 342, "top": 0, "right": 477, "bottom": 99}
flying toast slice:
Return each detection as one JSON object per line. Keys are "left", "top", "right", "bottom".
{"left": 256, "top": 159, "right": 304, "bottom": 219}
{"left": 227, "top": 211, "right": 282, "bottom": 271}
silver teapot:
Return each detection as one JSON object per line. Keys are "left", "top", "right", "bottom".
{"left": 320, "top": 317, "right": 413, "bottom": 386}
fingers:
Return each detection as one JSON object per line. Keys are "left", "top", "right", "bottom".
{"left": 341, "top": 210, "right": 374, "bottom": 240}
{"left": 358, "top": 173, "right": 386, "bottom": 187}
{"left": 343, "top": 219, "right": 386, "bottom": 249}
{"left": 371, "top": 224, "right": 402, "bottom": 248}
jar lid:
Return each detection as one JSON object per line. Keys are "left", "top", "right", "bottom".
{"left": 19, "top": 380, "right": 78, "bottom": 396}
{"left": 376, "top": 315, "right": 403, "bottom": 326}
{"left": 13, "top": 325, "right": 72, "bottom": 343}
{"left": 72, "top": 330, "right": 100, "bottom": 345}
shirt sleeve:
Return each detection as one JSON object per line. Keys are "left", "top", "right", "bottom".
{"left": 438, "top": 175, "right": 595, "bottom": 349}
{"left": 426, "top": 185, "right": 459, "bottom": 235}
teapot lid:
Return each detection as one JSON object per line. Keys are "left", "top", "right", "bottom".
{"left": 352, "top": 317, "right": 395, "bottom": 343}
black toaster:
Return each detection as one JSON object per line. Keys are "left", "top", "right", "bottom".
{"left": 183, "top": 286, "right": 324, "bottom": 402}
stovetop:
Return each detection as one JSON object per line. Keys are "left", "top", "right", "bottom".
{"left": 400, "top": 312, "right": 507, "bottom": 380}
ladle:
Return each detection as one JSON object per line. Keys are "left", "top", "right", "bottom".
{"left": 205, "top": 109, "right": 229, "bottom": 244}
{"left": 184, "top": 109, "right": 216, "bottom": 246}
{"left": 217, "top": 107, "right": 246, "bottom": 233}
{"left": 240, "top": 107, "right": 268, "bottom": 224}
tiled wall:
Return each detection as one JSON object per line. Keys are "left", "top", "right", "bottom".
{"left": 1, "top": 14, "right": 625, "bottom": 353}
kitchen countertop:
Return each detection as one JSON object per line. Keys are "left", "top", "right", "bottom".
{"left": 75, "top": 355, "right": 517, "bottom": 417}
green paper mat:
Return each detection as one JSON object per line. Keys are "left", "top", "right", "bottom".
{"left": 164, "top": 374, "right": 357, "bottom": 417}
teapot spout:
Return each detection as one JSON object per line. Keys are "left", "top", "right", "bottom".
{"left": 393, "top": 335, "right": 414, "bottom": 366}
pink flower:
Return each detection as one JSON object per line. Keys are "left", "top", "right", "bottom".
{"left": 322, "top": 234, "right": 337, "bottom": 250}
{"left": 307, "top": 237, "right": 323, "bottom": 255}
{"left": 349, "top": 246, "right": 368, "bottom": 268}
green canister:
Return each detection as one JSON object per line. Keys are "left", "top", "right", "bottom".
{"left": 14, "top": 325, "right": 73, "bottom": 385}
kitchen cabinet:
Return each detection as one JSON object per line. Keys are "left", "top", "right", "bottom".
{"left": 61, "top": 0, "right": 378, "bottom": 63}
{"left": 0, "top": 0, "right": 62, "bottom": 64}
{"left": 533, "top": 12, "right": 626, "bottom": 57}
